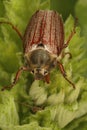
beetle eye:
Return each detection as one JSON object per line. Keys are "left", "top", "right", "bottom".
{"left": 31, "top": 70, "right": 34, "bottom": 74}
{"left": 44, "top": 70, "right": 48, "bottom": 75}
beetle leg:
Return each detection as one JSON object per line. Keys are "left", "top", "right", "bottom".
{"left": 63, "top": 30, "right": 76, "bottom": 48}
{"left": 57, "top": 61, "right": 75, "bottom": 89}
{"left": 62, "top": 52, "right": 72, "bottom": 59}
{"left": 0, "top": 21, "right": 23, "bottom": 40}
{"left": 63, "top": 18, "right": 77, "bottom": 48}
{"left": 1, "top": 66, "right": 28, "bottom": 91}
{"left": 44, "top": 73, "right": 50, "bottom": 83}
{"left": 57, "top": 52, "right": 72, "bottom": 61}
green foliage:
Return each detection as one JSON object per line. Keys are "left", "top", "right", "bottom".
{"left": 0, "top": 91, "right": 19, "bottom": 126}
{"left": 50, "top": 0, "right": 77, "bottom": 20}
{"left": 0, "top": 0, "right": 87, "bottom": 130}
{"left": 75, "top": 0, "right": 87, "bottom": 58}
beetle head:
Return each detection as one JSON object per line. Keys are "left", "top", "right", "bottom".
{"left": 25, "top": 49, "right": 57, "bottom": 83}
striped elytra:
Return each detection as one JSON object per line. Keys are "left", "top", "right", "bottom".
{"left": 23, "top": 10, "right": 64, "bottom": 55}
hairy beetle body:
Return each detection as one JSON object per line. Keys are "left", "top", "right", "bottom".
{"left": 0, "top": 10, "right": 76, "bottom": 90}
{"left": 23, "top": 10, "right": 65, "bottom": 82}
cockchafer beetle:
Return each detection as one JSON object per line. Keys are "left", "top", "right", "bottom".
{"left": 0, "top": 10, "right": 76, "bottom": 90}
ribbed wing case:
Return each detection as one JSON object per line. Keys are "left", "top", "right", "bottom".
{"left": 23, "top": 10, "right": 64, "bottom": 56}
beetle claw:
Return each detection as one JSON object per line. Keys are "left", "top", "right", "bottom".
{"left": 1, "top": 86, "right": 12, "bottom": 91}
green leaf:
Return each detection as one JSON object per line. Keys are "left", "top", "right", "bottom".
{"left": 75, "top": 0, "right": 87, "bottom": 36}
{"left": 75, "top": 0, "right": 87, "bottom": 58}
{"left": 0, "top": 91, "right": 19, "bottom": 126}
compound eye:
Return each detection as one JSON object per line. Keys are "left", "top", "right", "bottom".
{"left": 44, "top": 70, "right": 48, "bottom": 75}
{"left": 31, "top": 70, "right": 34, "bottom": 74}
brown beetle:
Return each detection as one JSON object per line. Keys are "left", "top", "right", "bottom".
{"left": 0, "top": 10, "right": 76, "bottom": 90}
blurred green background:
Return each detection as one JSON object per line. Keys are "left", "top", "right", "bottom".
{"left": 51, "top": 0, "right": 77, "bottom": 20}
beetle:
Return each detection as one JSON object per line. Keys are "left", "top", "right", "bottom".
{"left": 0, "top": 10, "right": 76, "bottom": 90}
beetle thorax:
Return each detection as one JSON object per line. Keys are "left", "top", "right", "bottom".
{"left": 25, "top": 47, "right": 57, "bottom": 80}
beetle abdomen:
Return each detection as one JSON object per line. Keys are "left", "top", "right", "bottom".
{"left": 23, "top": 10, "right": 64, "bottom": 55}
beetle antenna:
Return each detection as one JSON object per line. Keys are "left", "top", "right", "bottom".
{"left": 0, "top": 21, "right": 23, "bottom": 40}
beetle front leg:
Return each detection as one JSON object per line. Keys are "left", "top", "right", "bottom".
{"left": 61, "top": 52, "right": 72, "bottom": 59}
{"left": 1, "top": 66, "right": 28, "bottom": 91}
{"left": 0, "top": 21, "right": 23, "bottom": 40}
{"left": 57, "top": 61, "right": 75, "bottom": 89}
